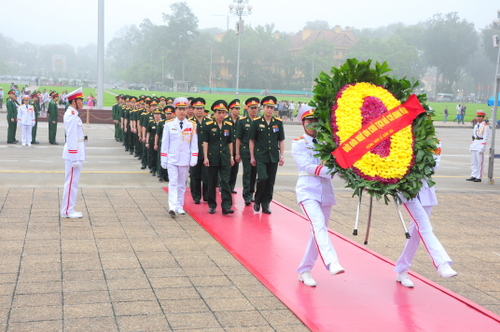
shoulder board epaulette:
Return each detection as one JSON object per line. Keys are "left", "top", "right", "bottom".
{"left": 189, "top": 119, "right": 196, "bottom": 124}
{"left": 166, "top": 118, "right": 175, "bottom": 122}
{"left": 239, "top": 116, "right": 247, "bottom": 120}
{"left": 206, "top": 120, "right": 214, "bottom": 125}
{"left": 293, "top": 136, "right": 305, "bottom": 141}
{"left": 254, "top": 116, "right": 262, "bottom": 120}
{"left": 148, "top": 119, "right": 154, "bottom": 122}
{"left": 224, "top": 121, "right": 233, "bottom": 126}
{"left": 274, "top": 117, "right": 283, "bottom": 121}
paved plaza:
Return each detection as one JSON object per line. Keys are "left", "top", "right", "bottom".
{"left": 0, "top": 116, "right": 499, "bottom": 331}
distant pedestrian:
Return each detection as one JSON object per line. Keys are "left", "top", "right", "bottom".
{"left": 443, "top": 106, "right": 448, "bottom": 123}
{"left": 0, "top": 87, "right": 4, "bottom": 109}
{"left": 87, "top": 94, "right": 95, "bottom": 110}
{"left": 6, "top": 89, "right": 18, "bottom": 144}
{"left": 460, "top": 104, "right": 466, "bottom": 124}
{"left": 454, "top": 104, "right": 461, "bottom": 122}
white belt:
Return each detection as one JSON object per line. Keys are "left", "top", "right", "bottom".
{"left": 77, "top": 138, "right": 85, "bottom": 143}
{"left": 299, "top": 171, "right": 313, "bottom": 176}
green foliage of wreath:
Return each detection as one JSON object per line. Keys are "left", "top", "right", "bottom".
{"left": 310, "top": 59, "right": 438, "bottom": 204}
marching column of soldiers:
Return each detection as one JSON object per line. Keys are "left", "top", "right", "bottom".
{"left": 112, "top": 94, "right": 285, "bottom": 215}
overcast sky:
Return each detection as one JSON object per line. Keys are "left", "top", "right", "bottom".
{"left": 2, "top": 0, "right": 498, "bottom": 48}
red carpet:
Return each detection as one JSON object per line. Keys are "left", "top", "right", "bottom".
{"left": 164, "top": 188, "right": 500, "bottom": 331}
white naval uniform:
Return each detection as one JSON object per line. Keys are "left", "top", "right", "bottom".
{"left": 395, "top": 143, "right": 452, "bottom": 273}
{"left": 17, "top": 104, "right": 35, "bottom": 145}
{"left": 292, "top": 134, "right": 340, "bottom": 274}
{"left": 469, "top": 121, "right": 489, "bottom": 180}
{"left": 61, "top": 106, "right": 86, "bottom": 216}
{"left": 161, "top": 118, "right": 198, "bottom": 212}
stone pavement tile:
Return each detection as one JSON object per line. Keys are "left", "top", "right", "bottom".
{"left": 154, "top": 286, "right": 202, "bottom": 300}
{"left": 61, "top": 239, "right": 98, "bottom": 254}
{"left": 15, "top": 281, "right": 61, "bottom": 295}
{"left": 95, "top": 240, "right": 135, "bottom": 253}
{"left": 259, "top": 309, "right": 306, "bottom": 327}
{"left": 144, "top": 267, "right": 186, "bottom": 278}
{"left": 189, "top": 275, "right": 233, "bottom": 287}
{"left": 9, "top": 305, "right": 62, "bottom": 323}
{"left": 204, "top": 297, "right": 254, "bottom": 312}
{"left": 7, "top": 320, "right": 63, "bottom": 332}
{"left": 100, "top": 259, "right": 142, "bottom": 270}
{"left": 224, "top": 327, "right": 275, "bottom": 332}
{"left": 12, "top": 292, "right": 62, "bottom": 308}
{"left": 159, "top": 298, "right": 209, "bottom": 314}
{"left": 246, "top": 296, "right": 290, "bottom": 311}
{"left": 0, "top": 273, "right": 17, "bottom": 284}
{"left": 197, "top": 285, "right": 245, "bottom": 299}
{"left": 237, "top": 284, "right": 275, "bottom": 298}
{"left": 64, "top": 290, "right": 110, "bottom": 305}
{"left": 148, "top": 276, "right": 192, "bottom": 289}
{"left": 116, "top": 314, "right": 171, "bottom": 332}
{"left": 214, "top": 310, "right": 270, "bottom": 328}
{"left": 102, "top": 267, "right": 144, "bottom": 280}
{"left": 165, "top": 312, "right": 221, "bottom": 330}
{"left": 63, "top": 269, "right": 105, "bottom": 281}
{"left": 63, "top": 280, "right": 107, "bottom": 293}
{"left": 64, "top": 302, "right": 114, "bottom": 319}
{"left": 64, "top": 317, "right": 118, "bottom": 332}
{"left": 227, "top": 274, "right": 266, "bottom": 286}
{"left": 109, "top": 288, "right": 157, "bottom": 302}
{"left": 106, "top": 277, "right": 151, "bottom": 291}
{"left": 113, "top": 300, "right": 163, "bottom": 316}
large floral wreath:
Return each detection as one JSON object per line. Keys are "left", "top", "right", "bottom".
{"left": 311, "top": 59, "right": 438, "bottom": 203}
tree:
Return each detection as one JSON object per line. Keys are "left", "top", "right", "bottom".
{"left": 305, "top": 20, "right": 330, "bottom": 31}
{"left": 423, "top": 12, "right": 477, "bottom": 93}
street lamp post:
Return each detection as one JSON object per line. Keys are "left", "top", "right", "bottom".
{"left": 487, "top": 9, "right": 500, "bottom": 184}
{"left": 228, "top": 0, "right": 252, "bottom": 97}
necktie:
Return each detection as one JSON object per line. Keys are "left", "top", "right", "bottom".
{"left": 179, "top": 121, "right": 183, "bottom": 129}
{"left": 312, "top": 138, "right": 318, "bottom": 144}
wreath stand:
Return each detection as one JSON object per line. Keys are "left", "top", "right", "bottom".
{"left": 352, "top": 189, "right": 411, "bottom": 245}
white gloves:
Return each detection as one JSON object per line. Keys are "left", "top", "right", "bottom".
{"left": 190, "top": 157, "right": 198, "bottom": 167}
{"left": 71, "top": 161, "right": 81, "bottom": 168}
{"left": 161, "top": 162, "right": 167, "bottom": 169}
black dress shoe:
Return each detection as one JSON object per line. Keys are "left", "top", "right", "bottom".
{"left": 7, "top": 141, "right": 16, "bottom": 144}
{"left": 465, "top": 177, "right": 476, "bottom": 181}
{"left": 473, "top": 178, "right": 482, "bottom": 182}
{"left": 194, "top": 199, "right": 200, "bottom": 204}
{"left": 231, "top": 190, "right": 237, "bottom": 194}
{"left": 129, "top": 151, "right": 133, "bottom": 155}
{"left": 125, "top": 149, "right": 129, "bottom": 151}
{"left": 209, "top": 208, "right": 216, "bottom": 214}
{"left": 13, "top": 140, "right": 19, "bottom": 143}
{"left": 222, "top": 209, "right": 234, "bottom": 215}
{"left": 141, "top": 166, "right": 146, "bottom": 169}
{"left": 151, "top": 171, "right": 156, "bottom": 176}
{"left": 253, "top": 203, "right": 260, "bottom": 212}
{"left": 244, "top": 200, "right": 251, "bottom": 206}
{"left": 50, "top": 142, "right": 59, "bottom": 145}
{"left": 262, "top": 207, "right": 272, "bottom": 214}
{"left": 32, "top": 141, "right": 39, "bottom": 144}
{"left": 159, "top": 178, "right": 163, "bottom": 182}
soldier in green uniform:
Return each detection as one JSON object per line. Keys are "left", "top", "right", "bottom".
{"left": 120, "top": 96, "right": 129, "bottom": 146}
{"left": 112, "top": 94, "right": 123, "bottom": 142}
{"left": 203, "top": 100, "right": 235, "bottom": 215}
{"left": 235, "top": 97, "right": 260, "bottom": 205}
{"left": 146, "top": 109, "right": 162, "bottom": 177}
{"left": 48, "top": 91, "right": 60, "bottom": 145}
{"left": 189, "top": 97, "right": 210, "bottom": 203}
{"left": 155, "top": 106, "right": 174, "bottom": 182}
{"left": 249, "top": 96, "right": 285, "bottom": 214}
{"left": 30, "top": 92, "right": 41, "bottom": 144}
{"left": 227, "top": 99, "right": 241, "bottom": 194}
{"left": 130, "top": 97, "right": 142, "bottom": 157}
{"left": 6, "top": 89, "right": 19, "bottom": 144}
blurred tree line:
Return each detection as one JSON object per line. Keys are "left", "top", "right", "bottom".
{"left": 0, "top": 2, "right": 498, "bottom": 97}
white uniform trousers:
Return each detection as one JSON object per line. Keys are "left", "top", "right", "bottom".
{"left": 470, "top": 150, "right": 484, "bottom": 179}
{"left": 61, "top": 160, "right": 82, "bottom": 216}
{"left": 394, "top": 202, "right": 452, "bottom": 273}
{"left": 296, "top": 199, "right": 340, "bottom": 274}
{"left": 167, "top": 164, "right": 189, "bottom": 212}
{"left": 21, "top": 125, "right": 32, "bottom": 145}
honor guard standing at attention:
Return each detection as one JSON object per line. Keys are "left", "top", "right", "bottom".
{"left": 227, "top": 99, "right": 241, "bottom": 194}
{"left": 6, "top": 89, "right": 19, "bottom": 144}
{"left": 161, "top": 97, "right": 198, "bottom": 217}
{"left": 61, "top": 88, "right": 87, "bottom": 219}
{"left": 17, "top": 96, "right": 35, "bottom": 146}
{"left": 236, "top": 97, "right": 260, "bottom": 205}
{"left": 48, "top": 91, "right": 60, "bottom": 145}
{"left": 189, "top": 97, "right": 210, "bottom": 204}
{"left": 466, "top": 110, "right": 490, "bottom": 183}
{"left": 292, "top": 105, "right": 344, "bottom": 287}
{"left": 203, "top": 100, "right": 235, "bottom": 215}
{"left": 146, "top": 108, "right": 162, "bottom": 177}
{"left": 112, "top": 94, "right": 123, "bottom": 142}
{"left": 249, "top": 96, "right": 285, "bottom": 214}
{"left": 30, "top": 92, "right": 40, "bottom": 144}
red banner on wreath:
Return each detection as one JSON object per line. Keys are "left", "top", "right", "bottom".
{"left": 332, "top": 94, "right": 426, "bottom": 169}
